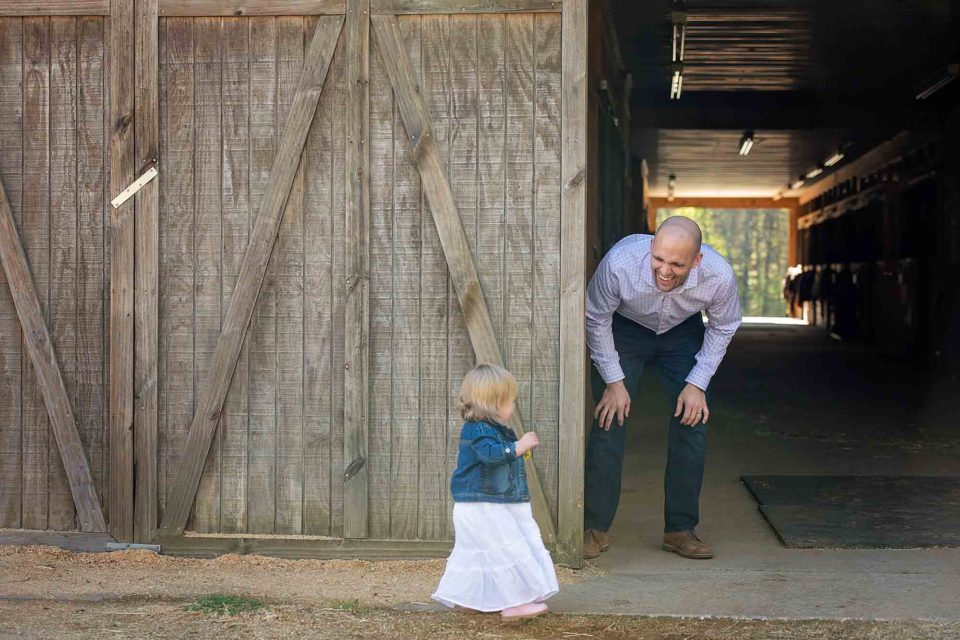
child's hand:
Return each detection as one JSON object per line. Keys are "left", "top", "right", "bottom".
{"left": 516, "top": 432, "right": 540, "bottom": 456}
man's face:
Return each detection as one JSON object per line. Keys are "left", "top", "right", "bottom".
{"left": 650, "top": 233, "right": 703, "bottom": 292}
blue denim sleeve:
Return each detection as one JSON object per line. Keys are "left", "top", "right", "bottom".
{"left": 464, "top": 423, "right": 517, "bottom": 465}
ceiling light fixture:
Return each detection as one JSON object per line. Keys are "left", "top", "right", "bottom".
{"left": 824, "top": 151, "right": 845, "bottom": 167}
{"left": 790, "top": 178, "right": 805, "bottom": 191}
{"left": 805, "top": 166, "right": 824, "bottom": 180}
{"left": 739, "top": 130, "right": 755, "bottom": 156}
{"left": 667, "top": 173, "right": 677, "bottom": 201}
{"left": 669, "top": 6, "right": 687, "bottom": 100}
{"left": 670, "top": 66, "right": 683, "bottom": 100}
{"left": 915, "top": 63, "right": 959, "bottom": 100}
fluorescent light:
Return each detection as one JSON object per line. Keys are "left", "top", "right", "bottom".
{"left": 805, "top": 166, "right": 823, "bottom": 179}
{"left": 773, "top": 191, "right": 783, "bottom": 201}
{"left": 790, "top": 179, "right": 805, "bottom": 191}
{"left": 916, "top": 63, "right": 959, "bottom": 100}
{"left": 739, "top": 130, "right": 755, "bottom": 156}
{"left": 670, "top": 69, "right": 683, "bottom": 100}
{"left": 824, "top": 151, "right": 844, "bottom": 167}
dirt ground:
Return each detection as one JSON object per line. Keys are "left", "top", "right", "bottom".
{"left": 2, "top": 545, "right": 958, "bottom": 639}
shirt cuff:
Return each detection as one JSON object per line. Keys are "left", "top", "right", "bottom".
{"left": 596, "top": 361, "right": 625, "bottom": 384}
{"left": 684, "top": 367, "right": 712, "bottom": 391}
{"left": 503, "top": 443, "right": 518, "bottom": 461}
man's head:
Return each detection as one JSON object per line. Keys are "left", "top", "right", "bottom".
{"left": 650, "top": 216, "right": 703, "bottom": 292}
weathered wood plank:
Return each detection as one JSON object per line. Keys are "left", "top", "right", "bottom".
{"left": 0, "top": 529, "right": 114, "bottom": 552}
{"left": 158, "top": 534, "right": 452, "bottom": 559}
{"left": 531, "top": 11, "right": 561, "bottom": 517}
{"left": 49, "top": 16, "right": 81, "bottom": 531}
{"left": 219, "top": 16, "right": 251, "bottom": 533}
{"left": 275, "top": 15, "right": 305, "bottom": 535}
{"left": 371, "top": 0, "right": 561, "bottom": 14}
{"left": 109, "top": 0, "right": 135, "bottom": 542}
{"left": 21, "top": 16, "right": 52, "bottom": 532}
{"left": 418, "top": 14, "right": 449, "bottom": 541}
{"left": 503, "top": 12, "right": 534, "bottom": 515}
{"left": 158, "top": 16, "right": 195, "bottom": 528}
{"left": 371, "top": 13, "right": 555, "bottom": 544}
{"left": 0, "top": 1, "right": 110, "bottom": 16}
{"left": 246, "top": 15, "right": 279, "bottom": 534}
{"left": 159, "top": 15, "right": 344, "bottom": 536}
{"left": 444, "top": 14, "right": 477, "bottom": 532}
{"left": 556, "top": 0, "right": 587, "bottom": 568}
{"left": 76, "top": 15, "right": 108, "bottom": 532}
{"left": 302, "top": 14, "right": 334, "bottom": 536}
{"left": 158, "top": 0, "right": 345, "bottom": 16}
{"left": 134, "top": 0, "right": 160, "bottom": 544}
{"left": 191, "top": 16, "right": 223, "bottom": 534}
{"left": 388, "top": 14, "right": 420, "bottom": 541}
{"left": 0, "top": 142, "right": 108, "bottom": 534}
{"left": 366, "top": 13, "right": 392, "bottom": 539}
{"left": 0, "top": 17, "right": 24, "bottom": 529}
{"left": 342, "top": 0, "right": 369, "bottom": 539}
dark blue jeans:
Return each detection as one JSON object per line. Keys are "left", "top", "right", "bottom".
{"left": 584, "top": 312, "right": 708, "bottom": 534}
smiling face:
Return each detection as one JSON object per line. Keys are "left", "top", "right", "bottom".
{"left": 650, "top": 228, "right": 703, "bottom": 292}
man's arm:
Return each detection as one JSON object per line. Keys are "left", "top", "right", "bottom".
{"left": 586, "top": 255, "right": 624, "bottom": 383}
{"left": 685, "top": 274, "right": 742, "bottom": 391}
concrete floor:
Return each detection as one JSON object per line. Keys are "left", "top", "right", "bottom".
{"left": 553, "top": 323, "right": 960, "bottom": 621}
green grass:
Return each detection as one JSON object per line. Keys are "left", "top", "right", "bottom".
{"left": 187, "top": 594, "right": 264, "bottom": 616}
{"left": 328, "top": 599, "right": 368, "bottom": 615}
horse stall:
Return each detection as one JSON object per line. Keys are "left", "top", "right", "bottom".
{"left": 0, "top": 0, "right": 592, "bottom": 566}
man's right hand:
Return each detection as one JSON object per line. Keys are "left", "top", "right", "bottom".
{"left": 594, "top": 380, "right": 631, "bottom": 430}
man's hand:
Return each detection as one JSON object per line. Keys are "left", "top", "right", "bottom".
{"left": 675, "top": 383, "right": 709, "bottom": 426}
{"left": 594, "top": 380, "right": 631, "bottom": 430}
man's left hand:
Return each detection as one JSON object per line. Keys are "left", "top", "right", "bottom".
{"left": 675, "top": 383, "right": 709, "bottom": 426}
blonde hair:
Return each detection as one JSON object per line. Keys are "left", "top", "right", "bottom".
{"left": 458, "top": 363, "right": 518, "bottom": 423}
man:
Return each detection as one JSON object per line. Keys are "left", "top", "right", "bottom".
{"left": 583, "top": 216, "right": 741, "bottom": 560}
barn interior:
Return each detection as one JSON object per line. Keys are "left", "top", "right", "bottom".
{"left": 575, "top": 0, "right": 960, "bottom": 617}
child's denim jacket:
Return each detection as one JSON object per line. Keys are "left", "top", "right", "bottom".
{"left": 450, "top": 420, "right": 529, "bottom": 503}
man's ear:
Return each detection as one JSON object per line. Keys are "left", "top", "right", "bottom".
{"left": 692, "top": 252, "right": 704, "bottom": 269}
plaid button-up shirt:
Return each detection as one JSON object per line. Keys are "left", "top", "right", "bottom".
{"left": 586, "top": 234, "right": 742, "bottom": 390}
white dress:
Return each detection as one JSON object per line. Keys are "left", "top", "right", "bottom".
{"left": 432, "top": 501, "right": 559, "bottom": 612}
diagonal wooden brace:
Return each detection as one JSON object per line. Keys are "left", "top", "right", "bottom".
{"left": 0, "top": 174, "right": 107, "bottom": 533}
{"left": 371, "top": 13, "right": 557, "bottom": 544}
{"left": 159, "top": 15, "right": 345, "bottom": 536}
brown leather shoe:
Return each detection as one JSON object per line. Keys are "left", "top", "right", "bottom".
{"left": 583, "top": 529, "right": 610, "bottom": 559}
{"left": 662, "top": 530, "right": 714, "bottom": 559}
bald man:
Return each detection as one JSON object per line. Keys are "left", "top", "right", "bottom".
{"left": 583, "top": 216, "right": 741, "bottom": 560}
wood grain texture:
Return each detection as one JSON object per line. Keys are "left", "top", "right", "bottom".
{"left": 134, "top": 0, "right": 160, "bottom": 544}
{"left": 76, "top": 16, "right": 108, "bottom": 531}
{"left": 342, "top": 0, "right": 369, "bottom": 540}
{"left": 302, "top": 14, "right": 336, "bottom": 536}
{"left": 275, "top": 15, "right": 305, "bottom": 535}
{"left": 190, "top": 16, "right": 223, "bottom": 534}
{"left": 157, "top": 16, "right": 195, "bottom": 531}
{"left": 21, "top": 16, "right": 51, "bottom": 532}
{"left": 158, "top": 534, "right": 451, "bottom": 559}
{"left": 246, "top": 15, "right": 279, "bottom": 535}
{"left": 557, "top": 0, "right": 587, "bottom": 567}
{"left": 48, "top": 16, "right": 80, "bottom": 531}
{"left": 0, "top": 530, "right": 114, "bottom": 552}
{"left": 0, "top": 1, "right": 110, "bottom": 15}
{"left": 418, "top": 13, "right": 449, "bottom": 541}
{"left": 387, "top": 14, "right": 420, "bottom": 541}
{"left": 0, "top": 146, "right": 107, "bottom": 533}
{"left": 218, "top": 16, "right": 251, "bottom": 533}
{"left": 531, "top": 11, "right": 560, "bottom": 516}
{"left": 158, "top": 15, "right": 343, "bottom": 536}
{"left": 365, "top": 9, "right": 392, "bottom": 539}
{"left": 371, "top": 13, "right": 555, "bottom": 544}
{"left": 109, "top": 0, "right": 135, "bottom": 542}
{"left": 371, "top": 0, "right": 561, "bottom": 14}
{"left": 0, "top": 18, "right": 24, "bottom": 529}
{"left": 158, "top": 0, "right": 345, "bottom": 16}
